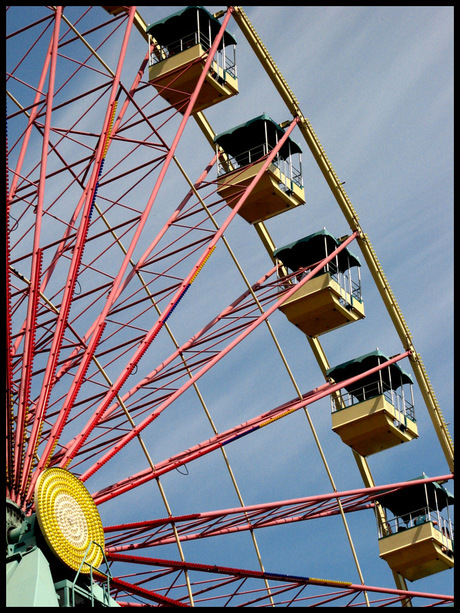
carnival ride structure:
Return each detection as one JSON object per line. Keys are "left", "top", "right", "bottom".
{"left": 6, "top": 5, "right": 453, "bottom": 607}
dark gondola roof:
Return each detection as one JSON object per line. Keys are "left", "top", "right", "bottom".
{"left": 326, "top": 349, "right": 413, "bottom": 393}
{"left": 147, "top": 6, "right": 237, "bottom": 50}
{"left": 214, "top": 113, "right": 302, "bottom": 161}
{"left": 376, "top": 474, "right": 454, "bottom": 516}
{"left": 273, "top": 228, "right": 360, "bottom": 273}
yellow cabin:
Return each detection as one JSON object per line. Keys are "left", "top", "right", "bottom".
{"left": 274, "top": 229, "right": 364, "bottom": 336}
{"left": 147, "top": 6, "right": 238, "bottom": 114}
{"left": 376, "top": 476, "right": 454, "bottom": 581}
{"left": 104, "top": 6, "right": 127, "bottom": 16}
{"left": 215, "top": 114, "right": 305, "bottom": 223}
{"left": 327, "top": 350, "right": 418, "bottom": 456}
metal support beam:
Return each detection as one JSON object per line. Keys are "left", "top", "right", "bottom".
{"left": 231, "top": 4, "right": 453, "bottom": 476}
{"left": 229, "top": 6, "right": 452, "bottom": 601}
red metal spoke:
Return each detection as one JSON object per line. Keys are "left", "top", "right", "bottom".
{"left": 96, "top": 572, "right": 190, "bottom": 607}
{"left": 13, "top": 8, "right": 63, "bottom": 502}
{"left": 14, "top": 248, "right": 43, "bottom": 495}
{"left": 104, "top": 551, "right": 453, "bottom": 607}
{"left": 103, "top": 475, "right": 452, "bottom": 552}
{"left": 57, "top": 111, "right": 301, "bottom": 477}
{"left": 25, "top": 7, "right": 139, "bottom": 500}
{"left": 31, "top": 11, "right": 236, "bottom": 481}
{"left": 91, "top": 351, "right": 411, "bottom": 504}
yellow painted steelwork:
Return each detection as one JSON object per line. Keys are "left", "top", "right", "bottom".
{"left": 231, "top": 5, "right": 453, "bottom": 475}
{"left": 331, "top": 394, "right": 419, "bottom": 457}
{"left": 378, "top": 521, "right": 454, "bottom": 581}
{"left": 217, "top": 159, "right": 305, "bottom": 224}
{"left": 103, "top": 6, "right": 149, "bottom": 41}
{"left": 277, "top": 272, "right": 364, "bottom": 337}
{"left": 148, "top": 44, "right": 238, "bottom": 114}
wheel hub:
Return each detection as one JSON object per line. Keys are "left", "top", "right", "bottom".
{"left": 34, "top": 468, "right": 104, "bottom": 573}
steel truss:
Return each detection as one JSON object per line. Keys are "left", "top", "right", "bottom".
{"left": 6, "top": 5, "right": 453, "bottom": 608}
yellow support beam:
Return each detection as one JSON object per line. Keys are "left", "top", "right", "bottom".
{"left": 102, "top": 6, "right": 149, "bottom": 41}
{"left": 231, "top": 5, "right": 453, "bottom": 475}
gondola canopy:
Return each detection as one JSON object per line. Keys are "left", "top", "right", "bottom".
{"left": 274, "top": 228, "right": 360, "bottom": 274}
{"left": 147, "top": 6, "right": 237, "bottom": 51}
{"left": 326, "top": 349, "right": 412, "bottom": 398}
{"left": 214, "top": 113, "right": 302, "bottom": 162}
{"left": 376, "top": 475, "right": 454, "bottom": 517}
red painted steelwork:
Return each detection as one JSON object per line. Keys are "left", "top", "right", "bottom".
{"left": 104, "top": 550, "right": 453, "bottom": 606}
{"left": 14, "top": 8, "right": 63, "bottom": 502}
{"left": 26, "top": 6, "right": 138, "bottom": 501}
{"left": 51, "top": 7, "right": 236, "bottom": 475}
{"left": 51, "top": 153, "right": 218, "bottom": 387}
{"left": 65, "top": 117, "right": 302, "bottom": 479}
{"left": 103, "top": 474, "right": 453, "bottom": 551}
{"left": 91, "top": 348, "right": 410, "bottom": 504}
{"left": 100, "top": 573, "right": 190, "bottom": 607}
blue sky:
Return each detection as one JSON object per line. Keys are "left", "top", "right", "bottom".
{"left": 7, "top": 5, "right": 453, "bottom": 605}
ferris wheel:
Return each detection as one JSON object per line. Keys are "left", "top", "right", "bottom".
{"left": 6, "top": 5, "right": 453, "bottom": 607}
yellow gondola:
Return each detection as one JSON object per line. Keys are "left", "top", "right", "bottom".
{"left": 147, "top": 6, "right": 238, "bottom": 114}
{"left": 376, "top": 476, "right": 454, "bottom": 581}
{"left": 274, "top": 229, "right": 364, "bottom": 336}
{"left": 326, "top": 350, "right": 418, "bottom": 456}
{"left": 215, "top": 114, "right": 305, "bottom": 223}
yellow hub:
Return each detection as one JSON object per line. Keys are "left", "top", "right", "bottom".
{"left": 34, "top": 468, "right": 104, "bottom": 573}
